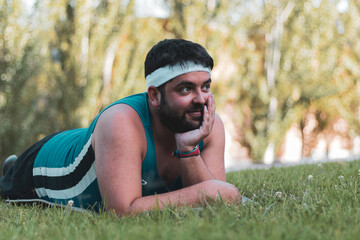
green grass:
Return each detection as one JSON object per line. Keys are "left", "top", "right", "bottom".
{"left": 1, "top": 160, "right": 360, "bottom": 240}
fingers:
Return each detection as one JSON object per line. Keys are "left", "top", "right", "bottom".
{"left": 208, "top": 95, "right": 215, "bottom": 124}
{"left": 201, "top": 95, "right": 215, "bottom": 134}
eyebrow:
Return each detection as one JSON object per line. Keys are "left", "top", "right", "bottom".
{"left": 175, "top": 78, "right": 212, "bottom": 88}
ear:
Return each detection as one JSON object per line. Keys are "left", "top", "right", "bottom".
{"left": 147, "top": 86, "right": 161, "bottom": 108}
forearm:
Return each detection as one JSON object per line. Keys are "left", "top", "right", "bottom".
{"left": 127, "top": 180, "right": 240, "bottom": 216}
{"left": 179, "top": 155, "right": 214, "bottom": 187}
{"left": 174, "top": 102, "right": 225, "bottom": 186}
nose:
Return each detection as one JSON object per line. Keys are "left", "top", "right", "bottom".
{"left": 193, "top": 89, "right": 207, "bottom": 105}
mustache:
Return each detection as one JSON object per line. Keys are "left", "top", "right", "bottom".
{"left": 186, "top": 103, "right": 204, "bottom": 112}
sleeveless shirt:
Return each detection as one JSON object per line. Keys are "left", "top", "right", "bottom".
{"left": 32, "top": 93, "right": 203, "bottom": 211}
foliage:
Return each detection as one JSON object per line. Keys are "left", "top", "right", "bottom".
{"left": 0, "top": 0, "right": 359, "bottom": 163}
{"left": 1, "top": 159, "right": 360, "bottom": 239}
{"left": 219, "top": 0, "right": 360, "bottom": 161}
{"left": 0, "top": 0, "right": 49, "bottom": 156}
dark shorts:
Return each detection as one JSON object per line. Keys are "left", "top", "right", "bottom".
{"left": 0, "top": 133, "right": 59, "bottom": 200}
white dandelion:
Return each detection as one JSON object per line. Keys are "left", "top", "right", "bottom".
{"left": 307, "top": 175, "right": 314, "bottom": 181}
{"left": 67, "top": 200, "right": 74, "bottom": 207}
{"left": 275, "top": 191, "right": 282, "bottom": 198}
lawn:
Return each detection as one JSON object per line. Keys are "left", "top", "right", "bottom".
{"left": 1, "top": 160, "right": 359, "bottom": 240}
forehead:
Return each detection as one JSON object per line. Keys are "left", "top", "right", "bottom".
{"left": 166, "top": 71, "right": 211, "bottom": 87}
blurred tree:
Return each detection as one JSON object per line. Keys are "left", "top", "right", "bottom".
{"left": 0, "top": 0, "right": 143, "bottom": 161}
{"left": 1, "top": 0, "right": 359, "bottom": 165}
{"left": 206, "top": 0, "right": 360, "bottom": 162}
{"left": 0, "top": 0, "right": 49, "bottom": 161}
{"left": 333, "top": 0, "right": 360, "bottom": 138}
{"left": 273, "top": 0, "right": 358, "bottom": 159}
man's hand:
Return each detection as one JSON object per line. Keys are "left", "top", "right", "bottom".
{"left": 175, "top": 95, "right": 215, "bottom": 152}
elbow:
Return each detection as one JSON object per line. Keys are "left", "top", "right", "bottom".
{"left": 106, "top": 206, "right": 141, "bottom": 217}
{"left": 104, "top": 200, "right": 140, "bottom": 217}
{"left": 105, "top": 205, "right": 132, "bottom": 217}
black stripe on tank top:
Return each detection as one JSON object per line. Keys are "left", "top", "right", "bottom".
{"left": 33, "top": 145, "right": 95, "bottom": 190}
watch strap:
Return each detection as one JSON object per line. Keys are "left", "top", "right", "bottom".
{"left": 172, "top": 145, "right": 200, "bottom": 158}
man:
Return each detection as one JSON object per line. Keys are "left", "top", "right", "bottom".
{"left": 0, "top": 39, "right": 240, "bottom": 215}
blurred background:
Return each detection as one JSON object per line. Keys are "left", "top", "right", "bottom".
{"left": 0, "top": 0, "right": 359, "bottom": 168}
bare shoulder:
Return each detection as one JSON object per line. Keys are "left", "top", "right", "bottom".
{"left": 92, "top": 104, "right": 146, "bottom": 159}
{"left": 97, "top": 103, "right": 141, "bottom": 125}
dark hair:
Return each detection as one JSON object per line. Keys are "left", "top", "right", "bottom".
{"left": 144, "top": 39, "right": 214, "bottom": 77}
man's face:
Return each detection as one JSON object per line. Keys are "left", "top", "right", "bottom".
{"left": 156, "top": 71, "right": 212, "bottom": 133}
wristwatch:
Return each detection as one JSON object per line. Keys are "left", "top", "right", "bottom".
{"left": 172, "top": 145, "right": 200, "bottom": 158}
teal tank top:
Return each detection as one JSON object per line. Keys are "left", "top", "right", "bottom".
{"left": 32, "top": 93, "right": 203, "bottom": 211}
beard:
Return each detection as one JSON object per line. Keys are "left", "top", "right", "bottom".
{"left": 157, "top": 97, "right": 204, "bottom": 133}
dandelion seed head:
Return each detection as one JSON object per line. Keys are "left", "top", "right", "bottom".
{"left": 275, "top": 191, "right": 282, "bottom": 198}
{"left": 67, "top": 200, "right": 74, "bottom": 207}
{"left": 338, "top": 175, "right": 345, "bottom": 179}
{"left": 307, "top": 175, "right": 314, "bottom": 181}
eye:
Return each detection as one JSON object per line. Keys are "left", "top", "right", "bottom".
{"left": 202, "top": 84, "right": 211, "bottom": 92}
{"left": 182, "top": 87, "right": 190, "bottom": 92}
{"left": 178, "top": 87, "right": 191, "bottom": 94}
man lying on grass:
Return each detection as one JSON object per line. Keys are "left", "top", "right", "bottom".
{"left": 0, "top": 39, "right": 240, "bottom": 215}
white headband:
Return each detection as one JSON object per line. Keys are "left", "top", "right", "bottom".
{"left": 146, "top": 61, "right": 211, "bottom": 89}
